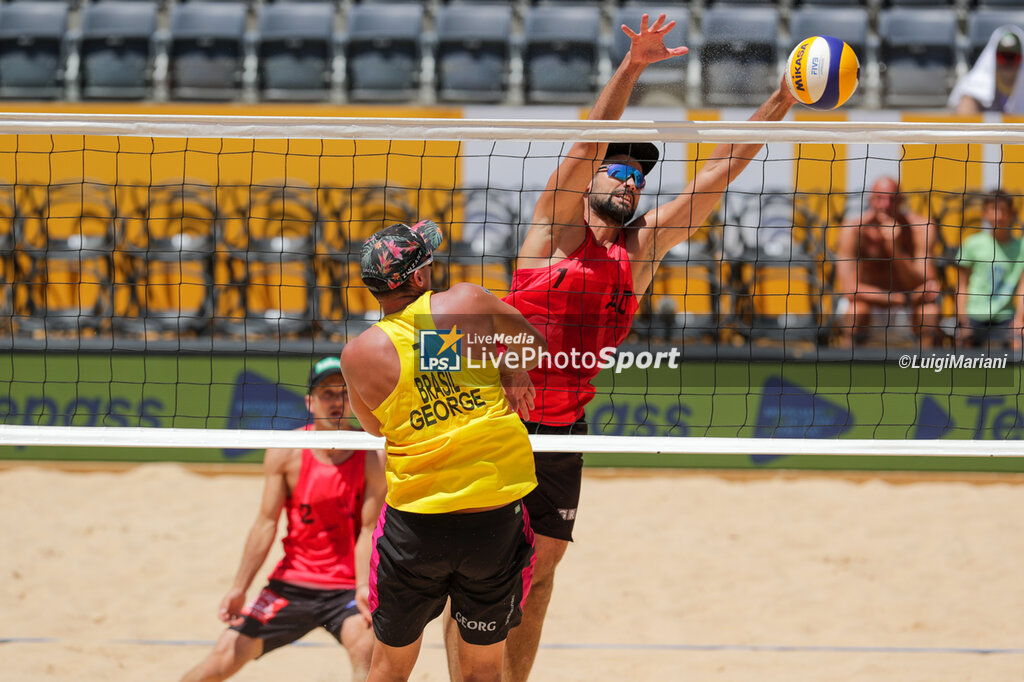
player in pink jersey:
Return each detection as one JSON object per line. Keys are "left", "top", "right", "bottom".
{"left": 181, "top": 357, "right": 386, "bottom": 682}
{"left": 443, "top": 13, "right": 800, "bottom": 682}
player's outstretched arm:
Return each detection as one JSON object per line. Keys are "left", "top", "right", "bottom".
{"left": 592, "top": 13, "right": 688, "bottom": 123}
{"left": 520, "top": 13, "right": 687, "bottom": 262}
{"left": 218, "top": 448, "right": 289, "bottom": 626}
{"left": 638, "top": 80, "right": 798, "bottom": 265}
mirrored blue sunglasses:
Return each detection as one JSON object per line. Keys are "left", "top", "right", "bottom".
{"left": 599, "top": 163, "right": 646, "bottom": 189}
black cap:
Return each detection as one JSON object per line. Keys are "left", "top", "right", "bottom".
{"left": 604, "top": 142, "right": 660, "bottom": 176}
{"left": 308, "top": 356, "right": 343, "bottom": 391}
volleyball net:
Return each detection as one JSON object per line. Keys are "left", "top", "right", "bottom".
{"left": 0, "top": 113, "right": 1021, "bottom": 459}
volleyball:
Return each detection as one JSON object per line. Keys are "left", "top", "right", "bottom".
{"left": 785, "top": 35, "right": 859, "bottom": 111}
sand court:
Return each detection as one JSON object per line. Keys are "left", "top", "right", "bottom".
{"left": 3, "top": 462, "right": 1024, "bottom": 681}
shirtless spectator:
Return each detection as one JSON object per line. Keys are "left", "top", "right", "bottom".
{"left": 835, "top": 176, "right": 940, "bottom": 347}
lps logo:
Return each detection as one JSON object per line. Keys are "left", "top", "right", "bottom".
{"left": 418, "top": 327, "right": 463, "bottom": 372}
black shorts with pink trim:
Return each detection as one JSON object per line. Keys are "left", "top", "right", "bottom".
{"left": 368, "top": 501, "right": 535, "bottom": 647}
{"left": 521, "top": 418, "right": 587, "bottom": 542}
{"left": 230, "top": 579, "right": 360, "bottom": 655}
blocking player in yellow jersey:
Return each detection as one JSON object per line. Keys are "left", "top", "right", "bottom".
{"left": 339, "top": 219, "right": 548, "bottom": 682}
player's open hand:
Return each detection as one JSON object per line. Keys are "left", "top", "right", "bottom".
{"left": 218, "top": 587, "right": 247, "bottom": 627}
{"left": 501, "top": 369, "right": 536, "bottom": 421}
{"left": 621, "top": 13, "right": 688, "bottom": 66}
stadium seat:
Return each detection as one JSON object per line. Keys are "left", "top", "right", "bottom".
{"left": 612, "top": 4, "right": 690, "bottom": 104}
{"left": 434, "top": 3, "right": 513, "bottom": 103}
{"left": 0, "top": 182, "right": 16, "bottom": 327}
{"left": 792, "top": 0, "right": 868, "bottom": 5}
{"left": 440, "top": 234, "right": 512, "bottom": 297}
{"left": 15, "top": 182, "right": 116, "bottom": 335}
{"left": 0, "top": 1, "right": 68, "bottom": 99}
{"left": 314, "top": 185, "right": 384, "bottom": 334}
{"left": 344, "top": 3, "right": 424, "bottom": 102}
{"left": 877, "top": 8, "right": 957, "bottom": 109}
{"left": 745, "top": 258, "right": 825, "bottom": 345}
{"left": 884, "top": 0, "right": 954, "bottom": 5}
{"left": 648, "top": 239, "right": 721, "bottom": 343}
{"left": 317, "top": 242, "right": 379, "bottom": 337}
{"left": 78, "top": 1, "right": 157, "bottom": 100}
{"left": 699, "top": 5, "right": 779, "bottom": 107}
{"left": 788, "top": 6, "right": 868, "bottom": 57}
{"left": 522, "top": 5, "right": 602, "bottom": 104}
{"left": 113, "top": 182, "right": 216, "bottom": 337}
{"left": 256, "top": 3, "right": 337, "bottom": 101}
{"left": 215, "top": 183, "right": 319, "bottom": 338}
{"left": 967, "top": 9, "right": 1024, "bottom": 64}
{"left": 723, "top": 193, "right": 826, "bottom": 345}
{"left": 167, "top": 2, "right": 247, "bottom": 101}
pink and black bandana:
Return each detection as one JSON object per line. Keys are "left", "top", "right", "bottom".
{"left": 360, "top": 220, "right": 443, "bottom": 292}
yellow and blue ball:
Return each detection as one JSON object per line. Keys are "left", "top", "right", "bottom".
{"left": 785, "top": 36, "right": 859, "bottom": 111}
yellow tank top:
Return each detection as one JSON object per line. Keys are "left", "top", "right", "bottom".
{"left": 371, "top": 292, "right": 537, "bottom": 513}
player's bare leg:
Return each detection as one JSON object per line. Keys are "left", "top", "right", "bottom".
{"left": 838, "top": 295, "right": 873, "bottom": 346}
{"left": 443, "top": 612, "right": 509, "bottom": 682}
{"left": 180, "top": 629, "right": 262, "bottom": 682}
{"left": 340, "top": 613, "right": 374, "bottom": 682}
{"left": 443, "top": 601, "right": 464, "bottom": 681}
{"left": 914, "top": 299, "right": 941, "bottom": 349}
{"left": 457, "top": 638, "right": 505, "bottom": 682}
{"left": 367, "top": 634, "right": 423, "bottom": 682}
{"left": 502, "top": 534, "right": 568, "bottom": 682}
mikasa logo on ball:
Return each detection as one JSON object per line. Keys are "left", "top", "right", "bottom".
{"left": 792, "top": 42, "right": 807, "bottom": 90}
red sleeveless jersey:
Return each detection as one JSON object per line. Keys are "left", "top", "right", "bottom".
{"left": 268, "top": 442, "right": 367, "bottom": 589}
{"left": 504, "top": 232, "right": 638, "bottom": 426}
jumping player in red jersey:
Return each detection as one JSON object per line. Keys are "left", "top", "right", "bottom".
{"left": 442, "top": 13, "right": 800, "bottom": 682}
{"left": 181, "top": 357, "right": 386, "bottom": 682}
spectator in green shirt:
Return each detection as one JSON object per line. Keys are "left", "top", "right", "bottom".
{"left": 956, "top": 189, "right": 1024, "bottom": 348}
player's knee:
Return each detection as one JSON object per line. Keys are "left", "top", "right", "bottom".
{"left": 461, "top": 667, "right": 502, "bottom": 682}
{"left": 203, "top": 652, "right": 243, "bottom": 681}
{"left": 187, "top": 657, "right": 235, "bottom": 682}
{"left": 350, "top": 631, "right": 374, "bottom": 671}
{"left": 199, "top": 632, "right": 256, "bottom": 680}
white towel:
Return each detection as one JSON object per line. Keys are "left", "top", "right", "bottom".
{"left": 948, "top": 24, "right": 1024, "bottom": 113}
